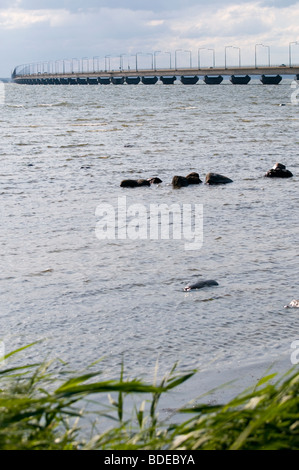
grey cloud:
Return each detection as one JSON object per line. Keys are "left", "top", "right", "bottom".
{"left": 4, "top": 0, "right": 197, "bottom": 10}
{"left": 261, "top": 0, "right": 299, "bottom": 6}
{"left": 1, "top": 0, "right": 299, "bottom": 77}
{"left": 9, "top": 0, "right": 298, "bottom": 12}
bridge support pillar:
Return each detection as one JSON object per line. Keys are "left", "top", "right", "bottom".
{"left": 261, "top": 75, "right": 282, "bottom": 84}
{"left": 160, "top": 76, "right": 176, "bottom": 85}
{"left": 180, "top": 76, "right": 199, "bottom": 85}
{"left": 87, "top": 77, "right": 98, "bottom": 85}
{"left": 77, "top": 77, "right": 88, "bottom": 85}
{"left": 99, "top": 77, "right": 110, "bottom": 85}
{"left": 142, "top": 76, "right": 158, "bottom": 84}
{"left": 230, "top": 75, "right": 251, "bottom": 85}
{"left": 125, "top": 77, "right": 140, "bottom": 85}
{"left": 204, "top": 75, "right": 223, "bottom": 85}
{"left": 112, "top": 77, "right": 125, "bottom": 85}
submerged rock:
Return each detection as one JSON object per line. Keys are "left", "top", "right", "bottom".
{"left": 120, "top": 178, "right": 158, "bottom": 188}
{"left": 136, "top": 179, "right": 151, "bottom": 187}
{"left": 120, "top": 179, "right": 150, "bottom": 188}
{"left": 148, "top": 177, "right": 163, "bottom": 184}
{"left": 205, "top": 173, "right": 233, "bottom": 185}
{"left": 184, "top": 279, "right": 219, "bottom": 292}
{"left": 171, "top": 172, "right": 203, "bottom": 188}
{"left": 120, "top": 179, "right": 139, "bottom": 188}
{"left": 265, "top": 163, "right": 293, "bottom": 178}
{"left": 172, "top": 176, "right": 190, "bottom": 188}
{"left": 186, "top": 172, "right": 202, "bottom": 185}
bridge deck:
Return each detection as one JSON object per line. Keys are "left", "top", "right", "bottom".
{"left": 14, "top": 65, "right": 299, "bottom": 81}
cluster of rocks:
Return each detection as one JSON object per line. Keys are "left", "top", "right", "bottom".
{"left": 120, "top": 172, "right": 234, "bottom": 189}
{"left": 265, "top": 163, "right": 293, "bottom": 178}
{"left": 120, "top": 177, "right": 162, "bottom": 188}
{"left": 172, "top": 172, "right": 202, "bottom": 188}
{"left": 172, "top": 172, "right": 234, "bottom": 188}
{"left": 120, "top": 163, "right": 294, "bottom": 188}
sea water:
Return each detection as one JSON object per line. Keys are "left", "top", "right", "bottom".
{"left": 0, "top": 79, "right": 298, "bottom": 384}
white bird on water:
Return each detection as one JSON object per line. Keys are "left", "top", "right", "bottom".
{"left": 284, "top": 300, "right": 299, "bottom": 308}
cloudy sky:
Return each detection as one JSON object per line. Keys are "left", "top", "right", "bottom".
{"left": 1, "top": 0, "right": 299, "bottom": 76}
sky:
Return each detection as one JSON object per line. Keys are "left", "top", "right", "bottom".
{"left": 1, "top": 0, "right": 299, "bottom": 77}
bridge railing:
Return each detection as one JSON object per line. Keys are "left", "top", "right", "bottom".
{"left": 12, "top": 46, "right": 299, "bottom": 78}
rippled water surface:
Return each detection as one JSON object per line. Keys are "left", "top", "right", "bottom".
{"left": 1, "top": 81, "right": 298, "bottom": 381}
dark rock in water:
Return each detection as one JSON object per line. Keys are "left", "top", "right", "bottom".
{"left": 184, "top": 279, "right": 219, "bottom": 292}
{"left": 172, "top": 173, "right": 202, "bottom": 187}
{"left": 120, "top": 179, "right": 150, "bottom": 188}
{"left": 186, "top": 172, "right": 202, "bottom": 185}
{"left": 205, "top": 173, "right": 233, "bottom": 185}
{"left": 186, "top": 172, "right": 200, "bottom": 179}
{"left": 265, "top": 163, "right": 293, "bottom": 178}
{"left": 172, "top": 176, "right": 190, "bottom": 188}
{"left": 137, "top": 179, "right": 151, "bottom": 187}
{"left": 120, "top": 179, "right": 140, "bottom": 188}
{"left": 273, "top": 163, "right": 286, "bottom": 170}
{"left": 265, "top": 168, "right": 293, "bottom": 178}
{"left": 148, "top": 177, "right": 163, "bottom": 184}
{"left": 186, "top": 177, "right": 201, "bottom": 185}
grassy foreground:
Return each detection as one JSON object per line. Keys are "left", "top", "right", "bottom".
{"left": 0, "top": 344, "right": 298, "bottom": 450}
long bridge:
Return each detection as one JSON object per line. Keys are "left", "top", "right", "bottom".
{"left": 12, "top": 52, "right": 299, "bottom": 85}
